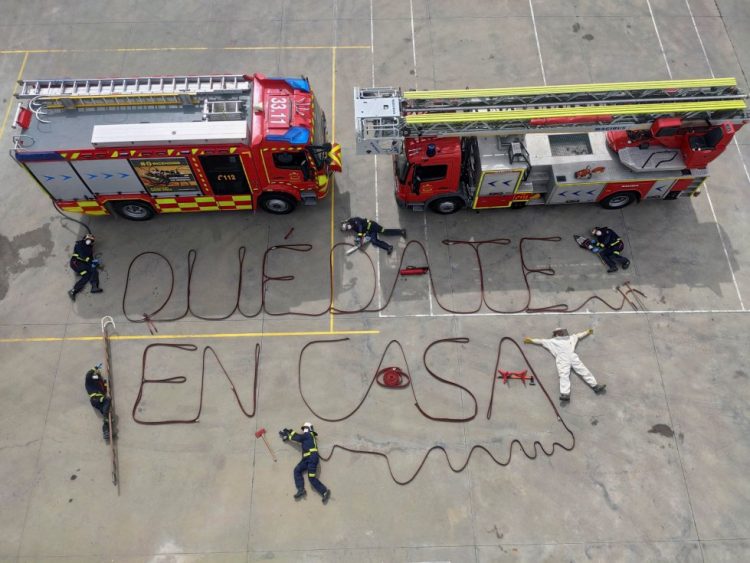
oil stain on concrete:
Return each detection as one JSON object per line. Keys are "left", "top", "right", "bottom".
{"left": 648, "top": 423, "right": 674, "bottom": 438}
{"left": 0, "top": 224, "right": 53, "bottom": 300}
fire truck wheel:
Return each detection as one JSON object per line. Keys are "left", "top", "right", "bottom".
{"left": 259, "top": 193, "right": 297, "bottom": 215}
{"left": 600, "top": 191, "right": 638, "bottom": 210}
{"left": 429, "top": 197, "right": 464, "bottom": 214}
{"left": 113, "top": 201, "right": 156, "bottom": 221}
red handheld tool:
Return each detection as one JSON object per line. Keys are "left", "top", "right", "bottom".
{"left": 255, "top": 427, "right": 277, "bottom": 462}
{"left": 399, "top": 266, "right": 429, "bottom": 276}
{"left": 498, "top": 369, "right": 535, "bottom": 386}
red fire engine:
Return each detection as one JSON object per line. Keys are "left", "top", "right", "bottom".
{"left": 10, "top": 73, "right": 341, "bottom": 220}
{"left": 354, "top": 78, "right": 748, "bottom": 213}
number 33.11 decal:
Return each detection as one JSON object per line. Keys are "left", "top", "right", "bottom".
{"left": 268, "top": 96, "right": 290, "bottom": 126}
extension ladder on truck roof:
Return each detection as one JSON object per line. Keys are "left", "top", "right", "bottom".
{"left": 354, "top": 77, "right": 749, "bottom": 154}
{"left": 16, "top": 74, "right": 252, "bottom": 109}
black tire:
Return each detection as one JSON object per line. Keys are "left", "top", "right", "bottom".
{"left": 112, "top": 200, "right": 156, "bottom": 221}
{"left": 600, "top": 191, "right": 638, "bottom": 210}
{"left": 428, "top": 197, "right": 464, "bottom": 214}
{"left": 258, "top": 192, "right": 297, "bottom": 215}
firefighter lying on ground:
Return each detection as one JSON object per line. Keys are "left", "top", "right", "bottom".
{"left": 590, "top": 226, "right": 630, "bottom": 273}
{"left": 68, "top": 234, "right": 103, "bottom": 301}
{"left": 85, "top": 364, "right": 111, "bottom": 442}
{"left": 279, "top": 422, "right": 331, "bottom": 504}
{"left": 523, "top": 328, "right": 606, "bottom": 402}
{"left": 341, "top": 217, "right": 406, "bottom": 255}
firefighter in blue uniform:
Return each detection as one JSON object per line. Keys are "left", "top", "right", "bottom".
{"left": 279, "top": 422, "right": 331, "bottom": 504}
{"left": 341, "top": 216, "right": 406, "bottom": 255}
{"left": 85, "top": 364, "right": 111, "bottom": 442}
{"left": 591, "top": 226, "right": 630, "bottom": 273}
{"left": 68, "top": 234, "right": 103, "bottom": 301}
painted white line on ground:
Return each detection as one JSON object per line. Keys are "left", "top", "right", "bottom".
{"left": 682, "top": 0, "right": 747, "bottom": 309}
{"left": 409, "top": 0, "right": 419, "bottom": 89}
{"left": 408, "top": 0, "right": 433, "bottom": 316}
{"left": 371, "top": 0, "right": 384, "bottom": 315}
{"left": 685, "top": 0, "right": 714, "bottom": 78}
{"left": 528, "top": 0, "right": 547, "bottom": 85}
{"left": 379, "top": 308, "right": 749, "bottom": 318}
{"left": 703, "top": 182, "right": 745, "bottom": 309}
{"left": 646, "top": 0, "right": 673, "bottom": 79}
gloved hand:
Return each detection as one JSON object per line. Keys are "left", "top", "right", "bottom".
{"left": 279, "top": 428, "right": 291, "bottom": 441}
{"left": 587, "top": 328, "right": 594, "bottom": 335}
{"left": 91, "top": 259, "right": 100, "bottom": 267}
{"left": 591, "top": 247, "right": 600, "bottom": 253}
{"left": 523, "top": 337, "right": 533, "bottom": 344}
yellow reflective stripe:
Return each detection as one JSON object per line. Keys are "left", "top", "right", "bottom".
{"left": 157, "top": 198, "right": 177, "bottom": 204}
{"left": 194, "top": 197, "right": 216, "bottom": 203}
{"left": 88, "top": 392, "right": 104, "bottom": 398}
{"left": 217, "top": 200, "right": 237, "bottom": 207}
{"left": 308, "top": 473, "right": 316, "bottom": 477}
{"left": 405, "top": 100, "right": 747, "bottom": 125}
{"left": 231, "top": 195, "right": 253, "bottom": 202}
{"left": 159, "top": 207, "right": 182, "bottom": 213}
{"left": 78, "top": 201, "right": 102, "bottom": 208}
{"left": 83, "top": 210, "right": 108, "bottom": 216}
{"left": 404, "top": 77, "right": 738, "bottom": 100}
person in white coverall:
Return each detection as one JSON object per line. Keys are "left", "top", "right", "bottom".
{"left": 523, "top": 328, "right": 607, "bottom": 402}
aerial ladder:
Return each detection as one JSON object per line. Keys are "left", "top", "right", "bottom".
{"left": 354, "top": 78, "right": 749, "bottom": 212}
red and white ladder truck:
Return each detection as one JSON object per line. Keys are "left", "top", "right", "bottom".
{"left": 354, "top": 78, "right": 748, "bottom": 213}
{"left": 10, "top": 73, "right": 342, "bottom": 220}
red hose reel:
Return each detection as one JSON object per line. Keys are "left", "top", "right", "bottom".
{"left": 376, "top": 366, "right": 410, "bottom": 388}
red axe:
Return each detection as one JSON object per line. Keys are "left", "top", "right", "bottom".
{"left": 255, "top": 427, "right": 277, "bottom": 462}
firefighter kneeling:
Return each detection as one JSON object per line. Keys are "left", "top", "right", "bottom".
{"left": 279, "top": 422, "right": 331, "bottom": 504}
{"left": 85, "top": 364, "right": 112, "bottom": 442}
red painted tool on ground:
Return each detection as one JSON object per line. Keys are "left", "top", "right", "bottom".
{"left": 255, "top": 427, "right": 277, "bottom": 461}
{"left": 399, "top": 265, "right": 429, "bottom": 276}
{"left": 498, "top": 369, "right": 535, "bottom": 386}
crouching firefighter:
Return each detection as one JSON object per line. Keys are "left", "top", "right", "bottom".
{"left": 341, "top": 216, "right": 406, "bottom": 255}
{"left": 590, "top": 226, "right": 630, "bottom": 273}
{"left": 279, "top": 422, "right": 331, "bottom": 504}
{"left": 68, "top": 234, "right": 103, "bottom": 301}
{"left": 85, "top": 364, "right": 112, "bottom": 442}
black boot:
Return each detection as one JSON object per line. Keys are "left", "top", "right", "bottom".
{"left": 102, "top": 422, "right": 110, "bottom": 443}
{"left": 400, "top": 229, "right": 407, "bottom": 238}
{"left": 386, "top": 244, "right": 394, "bottom": 256}
{"left": 322, "top": 489, "right": 331, "bottom": 504}
{"left": 606, "top": 266, "right": 617, "bottom": 273}
{"left": 593, "top": 384, "right": 607, "bottom": 394}
{"left": 294, "top": 489, "right": 307, "bottom": 500}
{"left": 559, "top": 393, "right": 570, "bottom": 402}
{"left": 68, "top": 289, "right": 77, "bottom": 301}
{"left": 622, "top": 260, "right": 630, "bottom": 270}
{"left": 91, "top": 283, "right": 103, "bottom": 294}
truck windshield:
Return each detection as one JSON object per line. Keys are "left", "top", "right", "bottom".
{"left": 396, "top": 152, "right": 410, "bottom": 183}
{"left": 309, "top": 97, "right": 328, "bottom": 169}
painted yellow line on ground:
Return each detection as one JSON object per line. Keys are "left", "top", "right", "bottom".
{"left": 329, "top": 46, "right": 337, "bottom": 333}
{"left": 0, "top": 329, "right": 379, "bottom": 344}
{"left": 0, "top": 45, "right": 370, "bottom": 55}
{"left": 1, "top": 51, "right": 28, "bottom": 131}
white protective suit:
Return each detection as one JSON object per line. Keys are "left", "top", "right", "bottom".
{"left": 528, "top": 331, "right": 598, "bottom": 395}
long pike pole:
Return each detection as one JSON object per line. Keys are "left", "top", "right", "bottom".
{"left": 101, "top": 316, "right": 119, "bottom": 495}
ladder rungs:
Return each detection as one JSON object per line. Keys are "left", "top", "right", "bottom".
{"left": 404, "top": 78, "right": 739, "bottom": 100}
{"left": 405, "top": 99, "right": 748, "bottom": 125}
